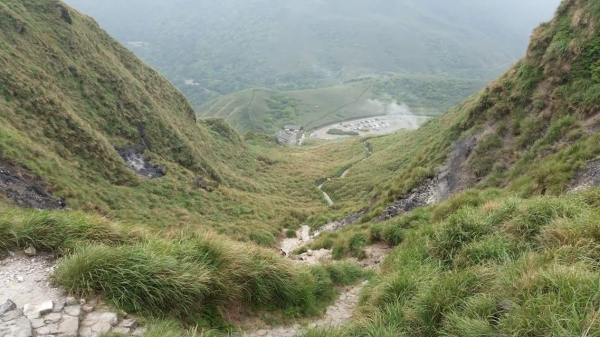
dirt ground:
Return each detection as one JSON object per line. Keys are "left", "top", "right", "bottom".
{"left": 0, "top": 253, "right": 63, "bottom": 309}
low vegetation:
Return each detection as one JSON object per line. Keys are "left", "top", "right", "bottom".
{"left": 0, "top": 206, "right": 366, "bottom": 331}
{"left": 326, "top": 129, "right": 359, "bottom": 137}
{"left": 53, "top": 235, "right": 366, "bottom": 326}
{"left": 199, "top": 75, "right": 487, "bottom": 134}
{"left": 301, "top": 188, "right": 600, "bottom": 336}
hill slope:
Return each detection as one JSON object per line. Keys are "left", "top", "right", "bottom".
{"left": 0, "top": 1, "right": 372, "bottom": 331}
{"left": 296, "top": 1, "right": 600, "bottom": 335}
{"left": 0, "top": 0, "right": 367, "bottom": 241}
{"left": 3, "top": 0, "right": 600, "bottom": 335}
{"left": 198, "top": 75, "right": 488, "bottom": 134}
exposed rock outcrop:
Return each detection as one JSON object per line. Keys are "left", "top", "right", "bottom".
{"left": 378, "top": 138, "right": 476, "bottom": 221}
{"left": 570, "top": 159, "right": 600, "bottom": 192}
{"left": 0, "top": 157, "right": 63, "bottom": 210}
{"left": 116, "top": 146, "right": 166, "bottom": 179}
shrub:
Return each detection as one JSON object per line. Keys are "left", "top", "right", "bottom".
{"left": 53, "top": 236, "right": 366, "bottom": 323}
{"left": 286, "top": 229, "right": 297, "bottom": 238}
{"left": 0, "top": 209, "right": 127, "bottom": 253}
{"left": 249, "top": 231, "right": 277, "bottom": 247}
{"left": 348, "top": 233, "right": 369, "bottom": 259}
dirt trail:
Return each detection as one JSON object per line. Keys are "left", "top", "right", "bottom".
{"left": 243, "top": 281, "right": 367, "bottom": 337}
{"left": 241, "top": 141, "right": 381, "bottom": 336}
{"left": 0, "top": 253, "right": 63, "bottom": 308}
{"left": 280, "top": 226, "right": 311, "bottom": 255}
{"left": 0, "top": 253, "right": 146, "bottom": 336}
{"left": 245, "top": 217, "right": 388, "bottom": 336}
{"left": 317, "top": 182, "right": 335, "bottom": 206}
{"left": 316, "top": 141, "right": 370, "bottom": 207}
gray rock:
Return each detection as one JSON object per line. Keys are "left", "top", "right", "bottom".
{"left": 99, "top": 312, "right": 118, "bottom": 326}
{"left": 53, "top": 299, "right": 66, "bottom": 313}
{"left": 30, "top": 318, "right": 45, "bottom": 329}
{"left": 80, "top": 313, "right": 98, "bottom": 327}
{"left": 0, "top": 300, "right": 16, "bottom": 315}
{"left": 24, "top": 247, "right": 37, "bottom": 257}
{"left": 64, "top": 305, "right": 82, "bottom": 318}
{"left": 119, "top": 319, "right": 138, "bottom": 329}
{"left": 80, "top": 312, "right": 117, "bottom": 337}
{"left": 46, "top": 323, "right": 59, "bottom": 334}
{"left": 82, "top": 304, "right": 94, "bottom": 313}
{"left": 13, "top": 317, "right": 33, "bottom": 337}
{"left": 1, "top": 309, "right": 24, "bottom": 322}
{"left": 65, "top": 297, "right": 77, "bottom": 306}
{"left": 78, "top": 326, "right": 93, "bottom": 337}
{"left": 58, "top": 315, "right": 79, "bottom": 337}
{"left": 36, "top": 326, "right": 51, "bottom": 335}
{"left": 88, "top": 322, "right": 112, "bottom": 336}
{"left": 23, "top": 301, "right": 53, "bottom": 319}
{"left": 44, "top": 312, "right": 62, "bottom": 323}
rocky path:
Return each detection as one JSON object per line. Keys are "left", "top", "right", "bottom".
{"left": 243, "top": 281, "right": 367, "bottom": 337}
{"left": 280, "top": 226, "right": 311, "bottom": 255}
{"left": 317, "top": 182, "right": 335, "bottom": 206}
{"left": 247, "top": 217, "right": 390, "bottom": 336}
{"left": 316, "top": 141, "right": 371, "bottom": 207}
{"left": 0, "top": 252, "right": 146, "bottom": 337}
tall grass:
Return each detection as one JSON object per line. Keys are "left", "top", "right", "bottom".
{"left": 321, "top": 189, "right": 600, "bottom": 336}
{"left": 0, "top": 208, "right": 127, "bottom": 252}
{"left": 52, "top": 233, "right": 366, "bottom": 326}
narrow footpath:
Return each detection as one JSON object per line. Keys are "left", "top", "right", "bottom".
{"left": 316, "top": 141, "right": 370, "bottom": 207}
{"left": 243, "top": 141, "right": 378, "bottom": 336}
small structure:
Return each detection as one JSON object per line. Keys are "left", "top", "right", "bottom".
{"left": 276, "top": 131, "right": 293, "bottom": 144}
{"left": 284, "top": 125, "right": 302, "bottom": 133}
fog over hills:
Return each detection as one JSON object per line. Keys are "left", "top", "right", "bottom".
{"left": 65, "top": 0, "right": 560, "bottom": 106}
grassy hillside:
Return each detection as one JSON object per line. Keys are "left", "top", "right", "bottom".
{"left": 0, "top": 0, "right": 370, "bottom": 242}
{"left": 315, "top": 0, "right": 600, "bottom": 222}
{"left": 0, "top": 0, "right": 372, "bottom": 331}
{"left": 199, "top": 75, "right": 487, "bottom": 134}
{"left": 294, "top": 1, "right": 600, "bottom": 335}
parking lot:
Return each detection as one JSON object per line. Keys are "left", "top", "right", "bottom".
{"left": 311, "top": 115, "right": 432, "bottom": 140}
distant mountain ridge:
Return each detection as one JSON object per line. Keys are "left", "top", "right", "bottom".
{"left": 64, "top": 0, "right": 560, "bottom": 107}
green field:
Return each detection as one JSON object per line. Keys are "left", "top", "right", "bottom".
{"left": 198, "top": 75, "right": 488, "bottom": 133}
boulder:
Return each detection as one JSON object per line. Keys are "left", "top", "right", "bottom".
{"left": 24, "top": 247, "right": 37, "bottom": 257}
{"left": 58, "top": 315, "right": 79, "bottom": 337}
{"left": 53, "top": 299, "right": 66, "bottom": 313}
{"left": 43, "top": 312, "right": 62, "bottom": 324}
{"left": 23, "top": 301, "right": 54, "bottom": 319}
{"left": 64, "top": 305, "right": 83, "bottom": 318}
{"left": 0, "top": 300, "right": 16, "bottom": 315}
{"left": 65, "top": 297, "right": 77, "bottom": 306}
